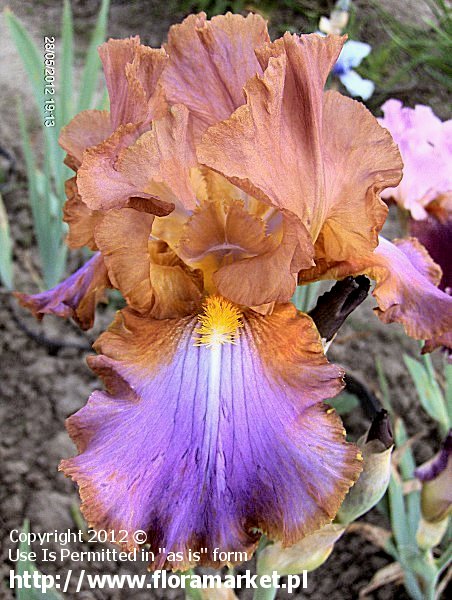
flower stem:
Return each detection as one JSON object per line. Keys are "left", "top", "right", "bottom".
{"left": 184, "top": 569, "right": 203, "bottom": 600}
{"left": 253, "top": 584, "right": 278, "bottom": 600}
{"left": 254, "top": 539, "right": 279, "bottom": 600}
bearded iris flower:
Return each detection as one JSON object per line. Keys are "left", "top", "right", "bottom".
{"left": 17, "top": 13, "right": 452, "bottom": 570}
{"left": 378, "top": 100, "right": 452, "bottom": 354}
{"left": 379, "top": 100, "right": 452, "bottom": 290}
{"left": 379, "top": 100, "right": 452, "bottom": 223}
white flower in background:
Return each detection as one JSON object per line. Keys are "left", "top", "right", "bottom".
{"left": 319, "top": 0, "right": 375, "bottom": 100}
{"left": 333, "top": 40, "right": 375, "bottom": 100}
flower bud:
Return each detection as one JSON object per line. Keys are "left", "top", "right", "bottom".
{"left": 336, "top": 410, "right": 393, "bottom": 524}
{"left": 257, "top": 523, "right": 346, "bottom": 576}
{"left": 200, "top": 588, "right": 238, "bottom": 600}
{"left": 416, "top": 431, "right": 451, "bottom": 523}
{"left": 416, "top": 515, "right": 449, "bottom": 550}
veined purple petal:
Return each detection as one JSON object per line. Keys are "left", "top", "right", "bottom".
{"left": 61, "top": 304, "right": 362, "bottom": 570}
{"left": 15, "top": 252, "right": 109, "bottom": 330}
{"left": 415, "top": 431, "right": 452, "bottom": 522}
{"left": 299, "top": 236, "right": 452, "bottom": 347}
{"left": 416, "top": 431, "right": 452, "bottom": 482}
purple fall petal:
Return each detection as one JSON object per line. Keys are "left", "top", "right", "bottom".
{"left": 15, "top": 252, "right": 109, "bottom": 330}
{"left": 61, "top": 305, "right": 362, "bottom": 570}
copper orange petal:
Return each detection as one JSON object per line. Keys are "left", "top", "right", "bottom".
{"left": 115, "top": 105, "right": 197, "bottom": 210}
{"left": 99, "top": 37, "right": 168, "bottom": 129}
{"left": 150, "top": 170, "right": 223, "bottom": 256}
{"left": 198, "top": 33, "right": 402, "bottom": 267}
{"left": 178, "top": 197, "right": 275, "bottom": 285}
{"left": 214, "top": 214, "right": 312, "bottom": 306}
{"left": 59, "top": 110, "right": 113, "bottom": 170}
{"left": 147, "top": 240, "right": 204, "bottom": 318}
{"left": 59, "top": 38, "right": 167, "bottom": 171}
{"left": 76, "top": 123, "right": 175, "bottom": 215}
{"left": 63, "top": 177, "right": 103, "bottom": 250}
{"left": 95, "top": 208, "right": 203, "bottom": 318}
{"left": 94, "top": 208, "right": 155, "bottom": 313}
{"left": 78, "top": 106, "right": 196, "bottom": 213}
{"left": 162, "top": 12, "right": 269, "bottom": 140}
{"left": 197, "top": 33, "right": 344, "bottom": 239}
{"left": 319, "top": 91, "right": 402, "bottom": 260}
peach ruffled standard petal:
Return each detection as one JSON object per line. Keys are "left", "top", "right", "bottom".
{"left": 77, "top": 124, "right": 149, "bottom": 210}
{"left": 198, "top": 33, "right": 343, "bottom": 237}
{"left": 95, "top": 208, "right": 203, "bottom": 318}
{"left": 77, "top": 106, "right": 196, "bottom": 213}
{"left": 197, "top": 34, "right": 342, "bottom": 296}
{"left": 15, "top": 253, "right": 109, "bottom": 330}
{"left": 115, "top": 105, "right": 197, "bottom": 210}
{"left": 299, "top": 237, "right": 452, "bottom": 345}
{"left": 99, "top": 37, "right": 168, "bottom": 129}
{"left": 59, "top": 37, "right": 167, "bottom": 175}
{"left": 162, "top": 12, "right": 269, "bottom": 139}
{"left": 61, "top": 304, "right": 361, "bottom": 570}
{"left": 319, "top": 91, "right": 402, "bottom": 260}
{"left": 198, "top": 34, "right": 402, "bottom": 265}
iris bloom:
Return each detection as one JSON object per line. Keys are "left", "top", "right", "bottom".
{"left": 17, "top": 14, "right": 452, "bottom": 570}
{"left": 379, "top": 100, "right": 452, "bottom": 293}
{"left": 379, "top": 100, "right": 452, "bottom": 354}
{"left": 379, "top": 100, "right": 452, "bottom": 221}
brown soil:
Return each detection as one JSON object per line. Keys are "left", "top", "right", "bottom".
{"left": 0, "top": 1, "right": 446, "bottom": 599}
